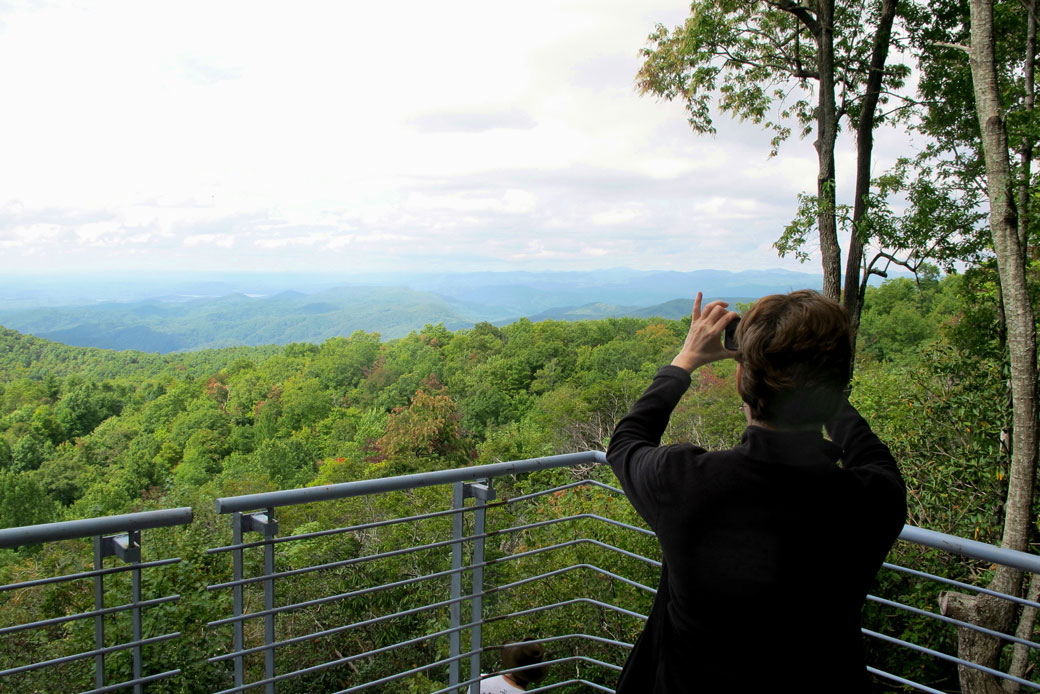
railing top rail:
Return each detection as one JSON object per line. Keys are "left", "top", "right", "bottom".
{"left": 214, "top": 451, "right": 607, "bottom": 514}
{"left": 898, "top": 525, "right": 1040, "bottom": 574}
{"left": 0, "top": 507, "right": 193, "bottom": 549}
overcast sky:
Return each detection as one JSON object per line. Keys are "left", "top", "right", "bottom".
{"left": 0, "top": 0, "right": 917, "bottom": 277}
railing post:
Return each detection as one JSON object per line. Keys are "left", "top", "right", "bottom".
{"left": 449, "top": 481, "right": 465, "bottom": 691}
{"left": 262, "top": 510, "right": 277, "bottom": 694}
{"left": 93, "top": 530, "right": 143, "bottom": 692}
{"left": 232, "top": 512, "right": 245, "bottom": 689}
{"left": 241, "top": 510, "right": 279, "bottom": 694}
{"left": 93, "top": 536, "right": 105, "bottom": 691}
{"left": 466, "top": 480, "right": 495, "bottom": 694}
{"left": 127, "top": 531, "right": 143, "bottom": 694}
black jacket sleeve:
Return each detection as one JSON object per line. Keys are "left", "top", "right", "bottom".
{"left": 606, "top": 365, "right": 704, "bottom": 529}
{"left": 826, "top": 400, "right": 908, "bottom": 546}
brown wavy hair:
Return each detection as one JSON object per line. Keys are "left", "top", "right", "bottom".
{"left": 736, "top": 290, "right": 851, "bottom": 427}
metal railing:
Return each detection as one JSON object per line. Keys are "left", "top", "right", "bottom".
{"left": 0, "top": 507, "right": 193, "bottom": 693}
{"left": 2, "top": 454, "right": 1040, "bottom": 692}
{"left": 203, "top": 452, "right": 638, "bottom": 693}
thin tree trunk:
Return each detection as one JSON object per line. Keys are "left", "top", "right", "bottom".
{"left": 844, "top": 0, "right": 899, "bottom": 353}
{"left": 1005, "top": 572, "right": 1040, "bottom": 690}
{"left": 1005, "top": 10, "right": 1039, "bottom": 686}
{"left": 815, "top": 0, "right": 841, "bottom": 301}
{"left": 1018, "top": 0, "right": 1036, "bottom": 253}
{"left": 943, "top": 2, "right": 1040, "bottom": 691}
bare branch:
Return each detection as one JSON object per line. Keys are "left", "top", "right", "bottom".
{"left": 932, "top": 40, "right": 971, "bottom": 54}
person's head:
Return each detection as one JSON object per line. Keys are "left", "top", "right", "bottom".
{"left": 501, "top": 641, "right": 548, "bottom": 688}
{"left": 735, "top": 290, "right": 851, "bottom": 428}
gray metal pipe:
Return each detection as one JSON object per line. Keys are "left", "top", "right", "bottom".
{"left": 898, "top": 525, "right": 1040, "bottom": 574}
{"left": 0, "top": 507, "right": 193, "bottom": 549}
{"left": 214, "top": 451, "right": 607, "bottom": 514}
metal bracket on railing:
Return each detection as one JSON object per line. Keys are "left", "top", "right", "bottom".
{"left": 241, "top": 512, "right": 278, "bottom": 537}
{"left": 463, "top": 482, "right": 496, "bottom": 501}
{"left": 100, "top": 531, "right": 141, "bottom": 563}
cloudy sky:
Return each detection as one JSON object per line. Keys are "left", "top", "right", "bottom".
{"left": 0, "top": 0, "right": 916, "bottom": 277}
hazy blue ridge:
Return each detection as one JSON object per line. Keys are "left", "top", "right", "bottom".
{"left": 0, "top": 269, "right": 831, "bottom": 353}
{"left": 0, "top": 286, "right": 495, "bottom": 353}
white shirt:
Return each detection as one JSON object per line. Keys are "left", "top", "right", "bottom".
{"left": 480, "top": 674, "right": 525, "bottom": 693}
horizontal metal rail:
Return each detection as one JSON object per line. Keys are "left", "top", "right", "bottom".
{"left": 209, "top": 559, "right": 650, "bottom": 628}
{"left": 883, "top": 561, "right": 1040, "bottom": 610}
{"left": 0, "top": 557, "right": 181, "bottom": 593}
{"left": 867, "top": 594, "right": 1040, "bottom": 650}
{"left": 525, "top": 680, "right": 616, "bottom": 693}
{"left": 0, "top": 506, "right": 192, "bottom": 548}
{"left": 436, "top": 655, "right": 624, "bottom": 694}
{"left": 0, "top": 594, "right": 180, "bottom": 636}
{"left": 867, "top": 667, "right": 946, "bottom": 694}
{"left": 864, "top": 628, "right": 1040, "bottom": 690}
{"left": 209, "top": 513, "right": 657, "bottom": 592}
{"left": 207, "top": 477, "right": 631, "bottom": 555}
{"left": 81, "top": 670, "right": 183, "bottom": 694}
{"left": 898, "top": 525, "right": 1040, "bottom": 574}
{"left": 0, "top": 632, "right": 181, "bottom": 677}
{"left": 214, "top": 451, "right": 607, "bottom": 513}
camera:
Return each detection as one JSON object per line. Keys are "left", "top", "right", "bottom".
{"left": 723, "top": 316, "right": 740, "bottom": 351}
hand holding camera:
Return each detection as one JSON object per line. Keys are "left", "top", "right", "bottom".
{"left": 670, "top": 291, "right": 740, "bottom": 374}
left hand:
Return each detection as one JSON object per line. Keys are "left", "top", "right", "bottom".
{"left": 670, "top": 292, "right": 739, "bottom": 374}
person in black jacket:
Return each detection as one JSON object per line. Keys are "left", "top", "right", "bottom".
{"left": 606, "top": 290, "right": 906, "bottom": 693}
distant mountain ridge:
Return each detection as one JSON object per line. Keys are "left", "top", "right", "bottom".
{"left": 0, "top": 268, "right": 826, "bottom": 353}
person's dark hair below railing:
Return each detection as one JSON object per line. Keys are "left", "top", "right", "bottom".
{"left": 606, "top": 290, "right": 907, "bottom": 694}
{"left": 481, "top": 640, "right": 549, "bottom": 692}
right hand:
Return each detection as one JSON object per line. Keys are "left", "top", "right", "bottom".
{"left": 670, "top": 292, "right": 739, "bottom": 374}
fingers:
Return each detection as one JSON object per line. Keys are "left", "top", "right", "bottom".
{"left": 692, "top": 292, "right": 728, "bottom": 323}
{"left": 700, "top": 301, "right": 731, "bottom": 326}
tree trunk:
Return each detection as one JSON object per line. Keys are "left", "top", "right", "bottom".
{"left": 1018, "top": 0, "right": 1036, "bottom": 253}
{"left": 949, "top": 1, "right": 1040, "bottom": 691}
{"left": 1005, "top": 7, "right": 1038, "bottom": 688}
{"left": 1005, "top": 572, "right": 1040, "bottom": 691}
{"left": 844, "top": 0, "right": 899, "bottom": 351}
{"left": 815, "top": 0, "right": 841, "bottom": 301}
{"left": 941, "top": 591, "right": 1018, "bottom": 694}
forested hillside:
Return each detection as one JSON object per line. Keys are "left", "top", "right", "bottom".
{"left": 0, "top": 268, "right": 1034, "bottom": 691}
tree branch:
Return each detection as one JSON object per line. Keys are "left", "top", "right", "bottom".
{"left": 932, "top": 40, "right": 971, "bottom": 54}
{"left": 765, "top": 0, "right": 821, "bottom": 35}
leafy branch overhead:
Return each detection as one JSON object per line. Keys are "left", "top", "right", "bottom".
{"left": 636, "top": 0, "right": 910, "bottom": 154}
{"left": 638, "top": 0, "right": 909, "bottom": 309}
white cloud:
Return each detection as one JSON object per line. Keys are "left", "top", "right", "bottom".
{"left": 183, "top": 234, "right": 235, "bottom": 249}
{"left": 0, "top": 0, "right": 915, "bottom": 276}
{"left": 590, "top": 206, "right": 643, "bottom": 226}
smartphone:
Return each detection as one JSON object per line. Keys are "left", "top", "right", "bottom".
{"left": 723, "top": 316, "right": 740, "bottom": 351}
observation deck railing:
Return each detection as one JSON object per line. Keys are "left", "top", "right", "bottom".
{"left": 2, "top": 452, "right": 1040, "bottom": 692}
{"left": 0, "top": 507, "right": 194, "bottom": 693}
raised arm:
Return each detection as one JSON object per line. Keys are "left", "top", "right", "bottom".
{"left": 607, "top": 293, "right": 737, "bottom": 526}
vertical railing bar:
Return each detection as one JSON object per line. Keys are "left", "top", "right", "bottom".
{"left": 468, "top": 480, "right": 490, "bottom": 694}
{"left": 93, "top": 535, "right": 106, "bottom": 690}
{"left": 130, "top": 530, "right": 143, "bottom": 694}
{"left": 264, "top": 507, "right": 276, "bottom": 694}
{"left": 449, "top": 482, "right": 465, "bottom": 691}
{"left": 232, "top": 512, "right": 245, "bottom": 689}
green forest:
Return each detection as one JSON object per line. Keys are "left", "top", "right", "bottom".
{"left": 0, "top": 266, "right": 1036, "bottom": 692}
